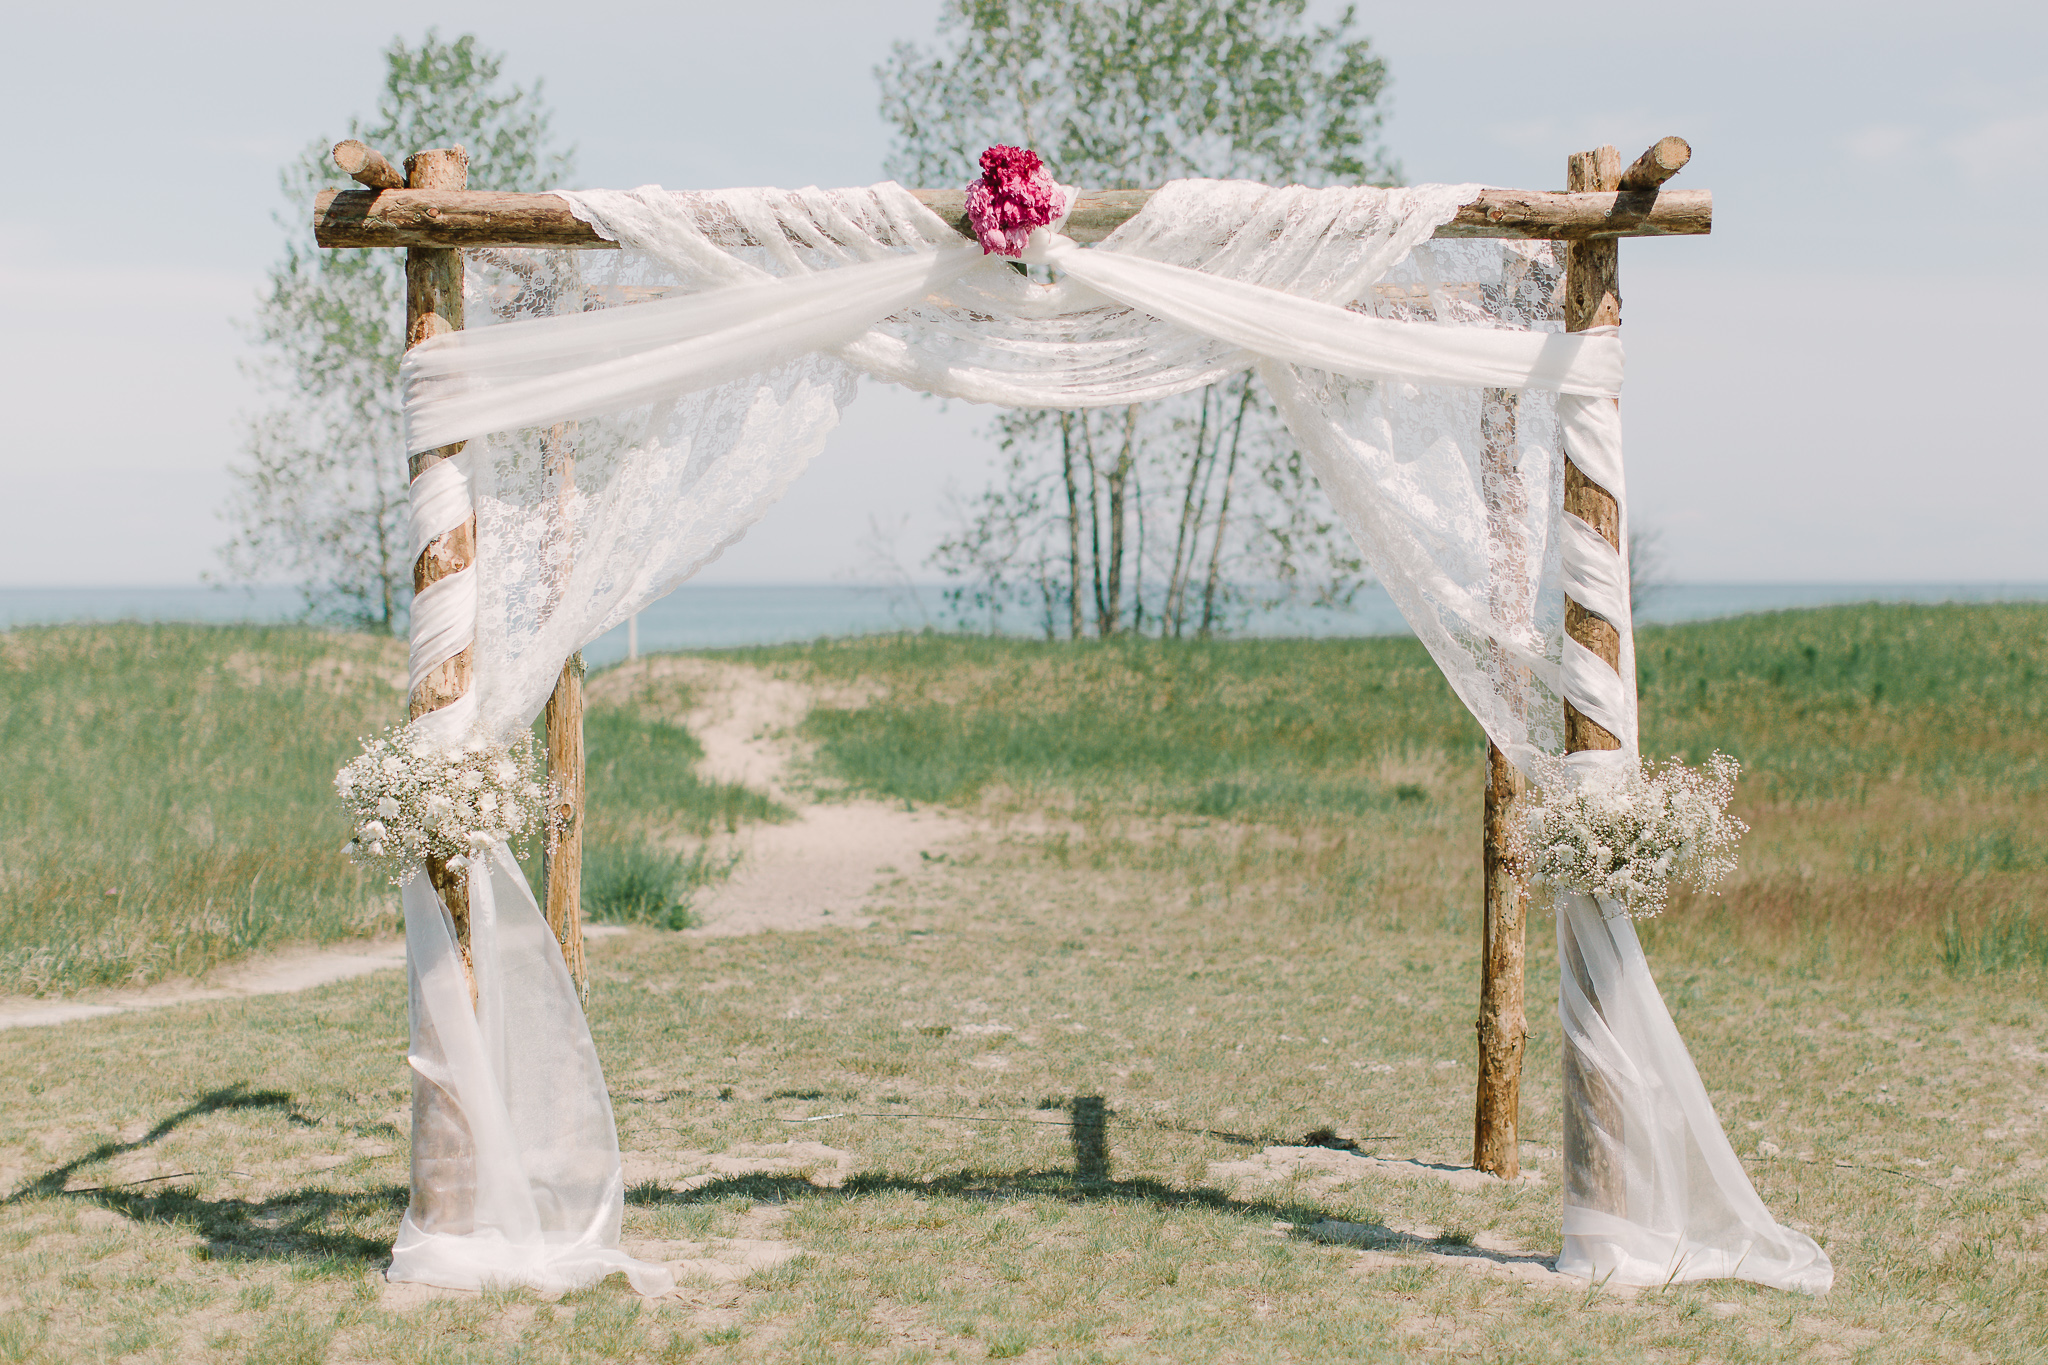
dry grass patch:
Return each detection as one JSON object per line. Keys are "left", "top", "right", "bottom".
{"left": 5, "top": 608, "right": 2046, "bottom": 1360}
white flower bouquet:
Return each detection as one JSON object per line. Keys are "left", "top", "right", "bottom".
{"left": 335, "top": 725, "right": 556, "bottom": 885}
{"left": 1523, "top": 751, "right": 1747, "bottom": 918}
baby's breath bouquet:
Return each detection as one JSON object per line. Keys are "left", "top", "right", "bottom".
{"left": 1523, "top": 752, "right": 1746, "bottom": 918}
{"left": 335, "top": 725, "right": 555, "bottom": 885}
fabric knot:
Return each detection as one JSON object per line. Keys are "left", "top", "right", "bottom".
{"left": 1016, "top": 230, "right": 1078, "bottom": 267}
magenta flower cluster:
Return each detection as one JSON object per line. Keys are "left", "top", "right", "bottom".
{"left": 965, "top": 145, "right": 1059, "bottom": 257}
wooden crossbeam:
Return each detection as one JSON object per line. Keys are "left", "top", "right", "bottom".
{"left": 314, "top": 183, "right": 1710, "bottom": 250}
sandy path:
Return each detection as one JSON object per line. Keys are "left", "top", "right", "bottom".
{"left": 0, "top": 926, "right": 638, "bottom": 1032}
{"left": 596, "top": 657, "right": 972, "bottom": 937}
{"left": 0, "top": 941, "right": 411, "bottom": 1031}
{"left": 2, "top": 659, "right": 957, "bottom": 1029}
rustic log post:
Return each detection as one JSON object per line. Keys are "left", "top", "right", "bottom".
{"left": 1560, "top": 142, "right": 1630, "bottom": 1219}
{"left": 540, "top": 423, "right": 587, "bottom": 999}
{"left": 406, "top": 144, "right": 477, "bottom": 960}
{"left": 403, "top": 143, "right": 478, "bottom": 1237}
{"left": 1473, "top": 386, "right": 1531, "bottom": 1178}
{"left": 545, "top": 659, "right": 587, "bottom": 997}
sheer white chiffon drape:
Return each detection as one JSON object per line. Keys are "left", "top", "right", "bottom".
{"left": 394, "top": 848, "right": 672, "bottom": 1294}
{"left": 390, "top": 178, "right": 1829, "bottom": 1295}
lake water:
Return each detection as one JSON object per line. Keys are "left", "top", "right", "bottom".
{"left": 5, "top": 582, "right": 2044, "bottom": 669}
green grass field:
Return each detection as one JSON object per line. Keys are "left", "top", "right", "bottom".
{"left": 0, "top": 627, "right": 405, "bottom": 994}
{"left": 1, "top": 605, "right": 2044, "bottom": 1361}
{"left": 748, "top": 602, "right": 2048, "bottom": 974}
{"left": 0, "top": 627, "right": 780, "bottom": 994}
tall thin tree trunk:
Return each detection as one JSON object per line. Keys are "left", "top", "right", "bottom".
{"left": 374, "top": 447, "right": 401, "bottom": 633}
{"left": 1132, "top": 453, "right": 1146, "bottom": 636}
{"left": 1167, "top": 385, "right": 1214, "bottom": 636}
{"left": 1060, "top": 412, "right": 1086, "bottom": 640}
{"left": 1199, "top": 382, "right": 1256, "bottom": 638}
{"left": 376, "top": 498, "right": 395, "bottom": 633}
{"left": 1080, "top": 415, "right": 1106, "bottom": 630}
{"left": 1038, "top": 550, "right": 1057, "bottom": 640}
{"left": 1102, "top": 406, "right": 1137, "bottom": 637}
{"left": 1178, "top": 386, "right": 1229, "bottom": 637}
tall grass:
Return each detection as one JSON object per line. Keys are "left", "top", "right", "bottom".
{"left": 749, "top": 632, "right": 1479, "bottom": 818}
{"left": 1636, "top": 604, "right": 2048, "bottom": 970}
{"left": 1635, "top": 602, "right": 2048, "bottom": 801}
{"left": 743, "top": 603, "right": 2048, "bottom": 975}
{"left": 11, "top": 606, "right": 2039, "bottom": 993}
{"left": 0, "top": 625, "right": 407, "bottom": 993}
{"left": 0, "top": 625, "right": 785, "bottom": 995}
{"left": 582, "top": 706, "right": 785, "bottom": 843}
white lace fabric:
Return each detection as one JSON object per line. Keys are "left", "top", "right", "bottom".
{"left": 392, "top": 177, "right": 1830, "bottom": 1296}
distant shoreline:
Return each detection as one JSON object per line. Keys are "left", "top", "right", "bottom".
{"left": 5, "top": 582, "right": 2045, "bottom": 669}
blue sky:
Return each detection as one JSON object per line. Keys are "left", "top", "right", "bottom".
{"left": 2, "top": 0, "right": 2042, "bottom": 585}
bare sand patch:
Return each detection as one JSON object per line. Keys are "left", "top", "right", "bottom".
{"left": 602, "top": 657, "right": 974, "bottom": 938}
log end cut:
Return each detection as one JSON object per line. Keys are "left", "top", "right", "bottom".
{"left": 334, "top": 139, "right": 405, "bottom": 190}
{"left": 1618, "top": 136, "right": 1692, "bottom": 192}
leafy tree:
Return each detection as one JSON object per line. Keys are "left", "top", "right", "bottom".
{"left": 879, "top": 0, "right": 1397, "bottom": 636}
{"left": 219, "top": 33, "right": 574, "bottom": 632}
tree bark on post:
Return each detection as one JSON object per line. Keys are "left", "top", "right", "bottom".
{"left": 1473, "top": 386, "right": 1530, "bottom": 1178}
{"left": 400, "top": 143, "right": 479, "bottom": 1237}
{"left": 544, "top": 659, "right": 586, "bottom": 996}
{"left": 1559, "top": 142, "right": 1630, "bottom": 1219}
{"left": 540, "top": 423, "right": 587, "bottom": 999}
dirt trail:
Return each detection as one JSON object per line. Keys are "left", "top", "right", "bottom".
{"left": 0, "top": 942, "right": 412, "bottom": 1031}
{"left": 2, "top": 659, "right": 957, "bottom": 1029}
{"left": 0, "top": 926, "right": 638, "bottom": 1032}
{"left": 642, "top": 657, "right": 972, "bottom": 937}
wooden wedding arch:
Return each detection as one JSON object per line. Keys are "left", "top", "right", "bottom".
{"left": 312, "top": 135, "right": 1707, "bottom": 1186}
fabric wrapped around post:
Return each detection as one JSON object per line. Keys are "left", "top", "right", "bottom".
{"left": 392, "top": 420, "right": 673, "bottom": 1294}
{"left": 393, "top": 176, "right": 1829, "bottom": 1295}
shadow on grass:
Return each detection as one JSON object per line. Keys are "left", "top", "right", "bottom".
{"left": 7, "top": 1085, "right": 1551, "bottom": 1279}
{"left": 630, "top": 1166, "right": 1324, "bottom": 1232}
{"left": 5, "top": 1081, "right": 406, "bottom": 1271}
{"left": 1301, "top": 1219, "right": 1562, "bottom": 1272}
{"left": 626, "top": 1170, "right": 1563, "bottom": 1275}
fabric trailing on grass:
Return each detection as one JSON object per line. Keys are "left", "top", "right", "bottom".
{"left": 1558, "top": 892, "right": 1832, "bottom": 1292}
{"left": 395, "top": 177, "right": 1827, "bottom": 1294}
{"left": 394, "top": 846, "right": 673, "bottom": 1296}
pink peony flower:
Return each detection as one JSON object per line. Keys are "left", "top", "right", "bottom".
{"left": 965, "top": 145, "right": 1059, "bottom": 257}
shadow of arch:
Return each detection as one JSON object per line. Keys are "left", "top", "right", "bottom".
{"left": 625, "top": 1166, "right": 1568, "bottom": 1280}
{"left": 95, "top": 1184, "right": 407, "bottom": 1268}
{"left": 626, "top": 1164, "right": 1355, "bottom": 1229}
{"left": 6, "top": 1081, "right": 406, "bottom": 1270}
{"left": 5, "top": 1083, "right": 313, "bottom": 1205}
{"left": 1303, "top": 1218, "right": 1562, "bottom": 1272}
